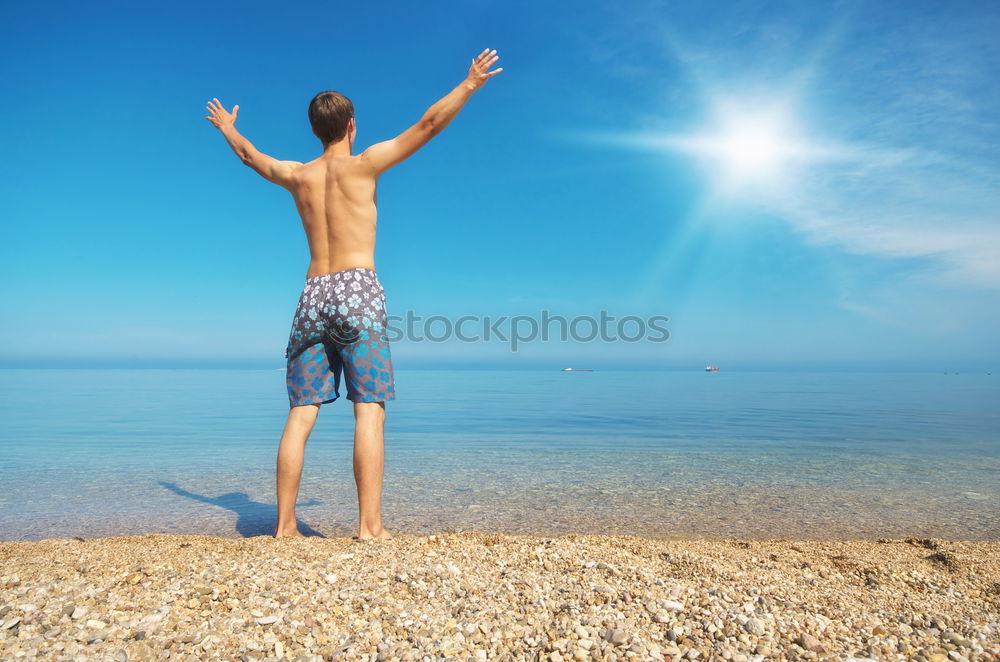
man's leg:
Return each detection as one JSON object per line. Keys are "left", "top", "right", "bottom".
{"left": 274, "top": 403, "right": 320, "bottom": 538}
{"left": 353, "top": 401, "right": 392, "bottom": 539}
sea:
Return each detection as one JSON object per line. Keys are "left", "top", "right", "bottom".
{"left": 1, "top": 368, "right": 997, "bottom": 541}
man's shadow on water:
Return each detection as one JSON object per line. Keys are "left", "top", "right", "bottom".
{"left": 158, "top": 481, "right": 326, "bottom": 538}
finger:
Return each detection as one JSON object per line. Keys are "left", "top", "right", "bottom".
{"left": 233, "top": 104, "right": 239, "bottom": 117}
{"left": 488, "top": 67, "right": 503, "bottom": 76}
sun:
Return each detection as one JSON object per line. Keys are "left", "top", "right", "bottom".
{"left": 668, "top": 97, "right": 812, "bottom": 195}
{"left": 713, "top": 120, "right": 786, "bottom": 176}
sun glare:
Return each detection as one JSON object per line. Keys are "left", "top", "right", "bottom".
{"left": 669, "top": 98, "right": 812, "bottom": 195}
{"left": 716, "top": 121, "right": 786, "bottom": 175}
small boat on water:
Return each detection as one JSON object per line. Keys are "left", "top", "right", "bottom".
{"left": 561, "top": 368, "right": 594, "bottom": 372}
{"left": 704, "top": 365, "right": 720, "bottom": 372}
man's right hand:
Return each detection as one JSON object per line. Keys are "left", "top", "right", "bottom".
{"left": 464, "top": 48, "right": 503, "bottom": 91}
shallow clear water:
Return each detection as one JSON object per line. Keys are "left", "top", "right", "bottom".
{"left": 1, "top": 368, "right": 997, "bottom": 540}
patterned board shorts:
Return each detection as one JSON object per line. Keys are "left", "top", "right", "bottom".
{"left": 285, "top": 267, "right": 396, "bottom": 407}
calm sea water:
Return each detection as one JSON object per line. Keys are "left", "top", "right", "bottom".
{"left": 1, "top": 368, "right": 997, "bottom": 541}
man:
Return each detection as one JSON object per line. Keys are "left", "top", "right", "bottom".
{"left": 205, "top": 48, "right": 503, "bottom": 540}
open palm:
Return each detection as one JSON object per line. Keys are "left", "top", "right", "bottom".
{"left": 465, "top": 49, "right": 503, "bottom": 90}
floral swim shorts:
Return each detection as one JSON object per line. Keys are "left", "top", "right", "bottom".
{"left": 285, "top": 267, "right": 396, "bottom": 407}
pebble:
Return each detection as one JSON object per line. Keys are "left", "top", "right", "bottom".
{"left": 796, "top": 632, "right": 824, "bottom": 652}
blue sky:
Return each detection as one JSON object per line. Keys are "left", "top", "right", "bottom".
{"left": 1, "top": 0, "right": 998, "bottom": 369}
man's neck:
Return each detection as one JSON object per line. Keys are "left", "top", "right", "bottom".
{"left": 322, "top": 139, "right": 353, "bottom": 156}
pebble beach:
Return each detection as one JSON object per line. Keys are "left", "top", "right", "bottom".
{"left": 1, "top": 532, "right": 998, "bottom": 662}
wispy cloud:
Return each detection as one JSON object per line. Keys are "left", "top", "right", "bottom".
{"left": 760, "top": 142, "right": 1000, "bottom": 288}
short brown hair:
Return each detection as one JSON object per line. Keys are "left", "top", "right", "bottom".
{"left": 308, "top": 91, "right": 354, "bottom": 144}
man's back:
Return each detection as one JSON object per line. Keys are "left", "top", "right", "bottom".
{"left": 287, "top": 154, "right": 379, "bottom": 278}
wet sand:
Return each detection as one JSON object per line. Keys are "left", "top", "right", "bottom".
{"left": 1, "top": 532, "right": 998, "bottom": 661}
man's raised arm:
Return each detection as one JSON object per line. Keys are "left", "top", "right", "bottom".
{"left": 205, "top": 98, "right": 301, "bottom": 189}
{"left": 360, "top": 48, "right": 503, "bottom": 177}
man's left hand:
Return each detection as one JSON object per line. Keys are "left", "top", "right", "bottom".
{"left": 205, "top": 98, "right": 238, "bottom": 130}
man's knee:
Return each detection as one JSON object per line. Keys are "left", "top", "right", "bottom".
{"left": 353, "top": 401, "right": 386, "bottom": 422}
{"left": 290, "top": 403, "right": 320, "bottom": 421}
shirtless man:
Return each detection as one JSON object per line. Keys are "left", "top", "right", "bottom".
{"left": 205, "top": 49, "right": 503, "bottom": 540}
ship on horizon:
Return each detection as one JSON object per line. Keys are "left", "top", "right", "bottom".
{"left": 704, "top": 364, "right": 720, "bottom": 372}
{"left": 561, "top": 367, "right": 594, "bottom": 372}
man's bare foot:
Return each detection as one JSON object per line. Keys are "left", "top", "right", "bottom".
{"left": 274, "top": 527, "right": 305, "bottom": 539}
{"left": 356, "top": 525, "right": 393, "bottom": 541}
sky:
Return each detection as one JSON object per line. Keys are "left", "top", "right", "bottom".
{"left": 1, "top": 0, "right": 998, "bottom": 370}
